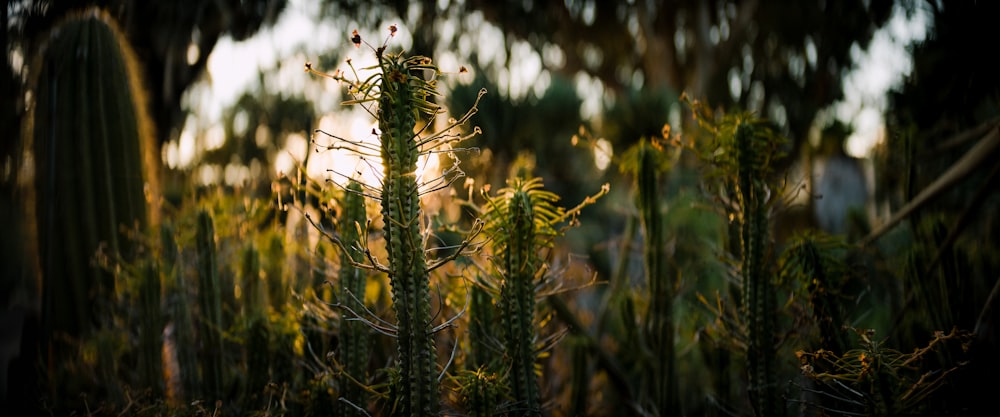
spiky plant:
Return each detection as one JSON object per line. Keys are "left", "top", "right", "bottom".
{"left": 628, "top": 137, "right": 678, "bottom": 415}
{"left": 306, "top": 27, "right": 486, "bottom": 416}
{"left": 240, "top": 242, "right": 270, "bottom": 402}
{"left": 796, "top": 327, "right": 972, "bottom": 416}
{"left": 455, "top": 367, "right": 507, "bottom": 417}
{"left": 337, "top": 179, "right": 371, "bottom": 415}
{"left": 480, "top": 176, "right": 608, "bottom": 415}
{"left": 687, "top": 96, "right": 787, "bottom": 417}
{"left": 779, "top": 232, "right": 851, "bottom": 354}
{"left": 30, "top": 10, "right": 159, "bottom": 403}
{"left": 482, "top": 177, "right": 559, "bottom": 416}
{"left": 730, "top": 120, "right": 782, "bottom": 417}
{"left": 161, "top": 222, "right": 198, "bottom": 404}
{"left": 196, "top": 209, "right": 225, "bottom": 402}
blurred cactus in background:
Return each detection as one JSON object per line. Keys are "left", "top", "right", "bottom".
{"left": 28, "top": 7, "right": 160, "bottom": 406}
{"left": 336, "top": 179, "right": 371, "bottom": 415}
{"left": 195, "top": 210, "right": 225, "bottom": 402}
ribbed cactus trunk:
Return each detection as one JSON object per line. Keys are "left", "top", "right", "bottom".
{"left": 240, "top": 243, "right": 270, "bottom": 401}
{"left": 31, "top": 9, "right": 158, "bottom": 384}
{"left": 467, "top": 279, "right": 496, "bottom": 371}
{"left": 734, "top": 122, "right": 780, "bottom": 417}
{"left": 338, "top": 179, "right": 370, "bottom": 415}
{"left": 161, "top": 222, "right": 198, "bottom": 404}
{"left": 196, "top": 210, "right": 225, "bottom": 402}
{"left": 460, "top": 368, "right": 504, "bottom": 417}
{"left": 636, "top": 141, "right": 677, "bottom": 415}
{"left": 498, "top": 191, "right": 542, "bottom": 416}
{"left": 138, "top": 260, "right": 164, "bottom": 395}
{"left": 376, "top": 50, "right": 438, "bottom": 416}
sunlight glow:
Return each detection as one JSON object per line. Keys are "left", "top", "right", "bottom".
{"left": 186, "top": 42, "right": 199, "bottom": 66}
{"left": 178, "top": 119, "right": 196, "bottom": 168}
{"left": 593, "top": 138, "right": 613, "bottom": 171}
{"left": 837, "top": 3, "right": 929, "bottom": 158}
{"left": 275, "top": 132, "right": 309, "bottom": 177}
{"left": 204, "top": 125, "right": 225, "bottom": 151}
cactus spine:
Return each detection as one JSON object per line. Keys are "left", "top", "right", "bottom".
{"left": 196, "top": 210, "right": 225, "bottom": 402}
{"left": 338, "top": 179, "right": 370, "bottom": 415}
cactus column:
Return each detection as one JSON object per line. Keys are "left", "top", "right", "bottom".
{"left": 635, "top": 140, "right": 677, "bottom": 416}
{"left": 483, "top": 177, "right": 563, "bottom": 416}
{"left": 196, "top": 210, "right": 225, "bottom": 402}
{"left": 375, "top": 50, "right": 440, "bottom": 416}
{"left": 734, "top": 121, "right": 780, "bottom": 417}
{"left": 338, "top": 179, "right": 370, "bottom": 415}
{"left": 30, "top": 7, "right": 159, "bottom": 405}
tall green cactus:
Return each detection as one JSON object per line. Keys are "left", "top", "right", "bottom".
{"left": 240, "top": 242, "right": 271, "bottom": 402}
{"left": 687, "top": 95, "right": 787, "bottom": 417}
{"left": 338, "top": 179, "right": 370, "bottom": 415}
{"left": 467, "top": 275, "right": 498, "bottom": 371}
{"left": 634, "top": 139, "right": 677, "bottom": 415}
{"left": 376, "top": 48, "right": 441, "bottom": 417}
{"left": 31, "top": 8, "right": 159, "bottom": 371}
{"left": 483, "top": 177, "right": 561, "bottom": 416}
{"left": 732, "top": 120, "right": 781, "bottom": 417}
{"left": 196, "top": 210, "right": 225, "bottom": 402}
{"left": 161, "top": 222, "right": 198, "bottom": 404}
{"left": 137, "top": 260, "right": 163, "bottom": 395}
{"left": 308, "top": 28, "right": 486, "bottom": 415}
